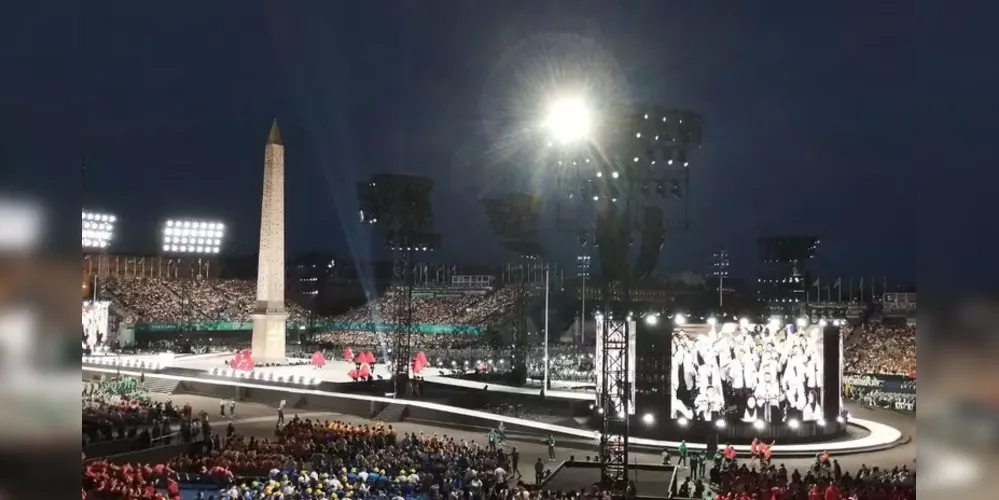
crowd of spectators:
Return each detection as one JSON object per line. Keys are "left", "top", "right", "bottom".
{"left": 103, "top": 278, "right": 515, "bottom": 332}
{"left": 103, "top": 277, "right": 309, "bottom": 324}
{"left": 82, "top": 407, "right": 918, "bottom": 500}
{"left": 309, "top": 331, "right": 487, "bottom": 356}
{"left": 526, "top": 346, "right": 594, "bottom": 384}
{"left": 82, "top": 376, "right": 197, "bottom": 457}
{"left": 844, "top": 323, "right": 916, "bottom": 376}
{"left": 160, "top": 415, "right": 538, "bottom": 499}
{"left": 82, "top": 461, "right": 182, "bottom": 499}
{"left": 331, "top": 287, "right": 516, "bottom": 328}
{"left": 676, "top": 455, "right": 915, "bottom": 500}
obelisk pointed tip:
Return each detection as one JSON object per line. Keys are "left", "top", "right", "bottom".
{"left": 266, "top": 119, "right": 283, "bottom": 146}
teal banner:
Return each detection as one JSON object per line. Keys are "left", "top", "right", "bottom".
{"left": 134, "top": 321, "right": 483, "bottom": 335}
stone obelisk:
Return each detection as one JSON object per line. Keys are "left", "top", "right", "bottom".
{"left": 251, "top": 120, "right": 287, "bottom": 364}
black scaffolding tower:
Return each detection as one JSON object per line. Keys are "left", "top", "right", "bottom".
{"left": 483, "top": 194, "right": 544, "bottom": 386}
{"left": 358, "top": 174, "right": 440, "bottom": 396}
{"left": 550, "top": 106, "right": 703, "bottom": 494}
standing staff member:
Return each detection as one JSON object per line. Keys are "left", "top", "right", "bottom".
{"left": 678, "top": 440, "right": 688, "bottom": 467}
{"left": 486, "top": 429, "right": 498, "bottom": 452}
{"left": 277, "top": 399, "right": 286, "bottom": 425}
{"left": 544, "top": 434, "right": 557, "bottom": 461}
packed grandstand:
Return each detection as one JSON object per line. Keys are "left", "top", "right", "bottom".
{"left": 84, "top": 275, "right": 917, "bottom": 499}
{"left": 82, "top": 373, "right": 916, "bottom": 500}
{"left": 97, "top": 276, "right": 914, "bottom": 377}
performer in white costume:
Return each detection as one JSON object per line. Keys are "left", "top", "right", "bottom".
{"left": 801, "top": 391, "right": 823, "bottom": 421}
{"left": 754, "top": 372, "right": 782, "bottom": 422}
{"left": 742, "top": 349, "right": 759, "bottom": 392}
{"left": 680, "top": 339, "right": 698, "bottom": 391}
{"left": 694, "top": 384, "right": 724, "bottom": 420}
{"left": 672, "top": 394, "right": 694, "bottom": 419}
{"left": 742, "top": 395, "right": 761, "bottom": 422}
{"left": 726, "top": 354, "right": 745, "bottom": 392}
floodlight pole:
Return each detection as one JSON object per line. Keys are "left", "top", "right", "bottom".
{"left": 543, "top": 267, "right": 550, "bottom": 392}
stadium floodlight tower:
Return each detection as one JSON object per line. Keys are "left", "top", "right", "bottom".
{"left": 358, "top": 174, "right": 440, "bottom": 397}
{"left": 82, "top": 211, "right": 116, "bottom": 250}
{"left": 482, "top": 193, "right": 544, "bottom": 386}
{"left": 82, "top": 211, "right": 117, "bottom": 300}
{"left": 542, "top": 95, "right": 702, "bottom": 495}
{"left": 160, "top": 218, "right": 227, "bottom": 333}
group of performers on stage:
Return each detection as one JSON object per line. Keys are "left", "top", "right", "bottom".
{"left": 671, "top": 323, "right": 825, "bottom": 423}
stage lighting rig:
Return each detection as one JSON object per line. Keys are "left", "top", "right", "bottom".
{"left": 541, "top": 100, "right": 702, "bottom": 494}
{"left": 82, "top": 211, "right": 116, "bottom": 250}
{"left": 357, "top": 174, "right": 439, "bottom": 396}
{"left": 482, "top": 193, "right": 543, "bottom": 385}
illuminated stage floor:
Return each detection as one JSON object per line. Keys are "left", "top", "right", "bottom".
{"left": 84, "top": 352, "right": 906, "bottom": 456}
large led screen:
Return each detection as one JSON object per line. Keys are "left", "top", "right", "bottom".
{"left": 670, "top": 324, "right": 825, "bottom": 422}
{"left": 82, "top": 300, "right": 110, "bottom": 347}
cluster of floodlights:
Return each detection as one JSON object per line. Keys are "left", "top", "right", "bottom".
{"left": 82, "top": 211, "right": 116, "bottom": 249}
{"left": 433, "top": 359, "right": 508, "bottom": 368}
{"left": 640, "top": 314, "right": 847, "bottom": 329}
{"left": 209, "top": 366, "right": 320, "bottom": 385}
{"left": 667, "top": 414, "right": 849, "bottom": 430}
{"left": 162, "top": 219, "right": 225, "bottom": 254}
{"left": 82, "top": 356, "right": 162, "bottom": 371}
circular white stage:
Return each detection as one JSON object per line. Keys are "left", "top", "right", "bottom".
{"left": 83, "top": 353, "right": 906, "bottom": 456}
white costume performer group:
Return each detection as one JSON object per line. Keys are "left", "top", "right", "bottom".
{"left": 671, "top": 322, "right": 825, "bottom": 422}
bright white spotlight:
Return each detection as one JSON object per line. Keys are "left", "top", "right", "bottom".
{"left": 817, "top": 419, "right": 826, "bottom": 427}
{"left": 819, "top": 319, "right": 828, "bottom": 327}
{"left": 161, "top": 218, "right": 226, "bottom": 255}
{"left": 82, "top": 211, "right": 116, "bottom": 249}
{"left": 706, "top": 316, "right": 717, "bottom": 326}
{"left": 739, "top": 317, "right": 749, "bottom": 328}
{"left": 715, "top": 419, "right": 727, "bottom": 429}
{"left": 677, "top": 417, "right": 689, "bottom": 427}
{"left": 752, "top": 419, "right": 765, "bottom": 430}
{"left": 796, "top": 317, "right": 808, "bottom": 327}
{"left": 768, "top": 317, "right": 781, "bottom": 331}
{"left": 787, "top": 419, "right": 800, "bottom": 430}
{"left": 645, "top": 315, "right": 658, "bottom": 326}
{"left": 642, "top": 413, "right": 655, "bottom": 425}
{"left": 836, "top": 416, "right": 845, "bottom": 424}
{"left": 674, "top": 313, "right": 687, "bottom": 326}
{"left": 544, "top": 96, "right": 591, "bottom": 144}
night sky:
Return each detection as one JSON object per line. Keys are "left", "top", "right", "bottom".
{"left": 4, "top": 2, "right": 996, "bottom": 290}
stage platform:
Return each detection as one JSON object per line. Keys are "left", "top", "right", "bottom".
{"left": 82, "top": 353, "right": 905, "bottom": 457}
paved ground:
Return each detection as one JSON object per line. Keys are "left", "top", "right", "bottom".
{"left": 153, "top": 393, "right": 916, "bottom": 488}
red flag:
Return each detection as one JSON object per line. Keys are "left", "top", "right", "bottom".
{"left": 344, "top": 347, "right": 354, "bottom": 361}
{"left": 359, "top": 363, "right": 371, "bottom": 378}
{"left": 311, "top": 351, "right": 326, "bottom": 367}
{"left": 348, "top": 369, "right": 359, "bottom": 380}
{"left": 416, "top": 351, "right": 427, "bottom": 363}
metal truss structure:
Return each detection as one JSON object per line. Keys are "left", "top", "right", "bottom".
{"left": 357, "top": 174, "right": 438, "bottom": 397}
{"left": 598, "top": 281, "right": 632, "bottom": 490}
{"left": 587, "top": 107, "right": 701, "bottom": 496}
{"left": 390, "top": 238, "right": 414, "bottom": 395}
{"left": 509, "top": 258, "right": 530, "bottom": 385}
